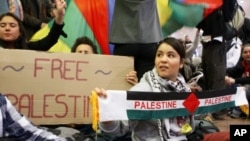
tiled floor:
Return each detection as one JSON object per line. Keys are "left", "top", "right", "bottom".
{"left": 213, "top": 114, "right": 249, "bottom": 132}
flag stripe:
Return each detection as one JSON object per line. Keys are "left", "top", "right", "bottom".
{"left": 195, "top": 87, "right": 236, "bottom": 98}
{"left": 195, "top": 102, "right": 235, "bottom": 114}
{"left": 62, "top": 1, "right": 102, "bottom": 52}
{"left": 127, "top": 95, "right": 234, "bottom": 111}
{"left": 127, "top": 108, "right": 189, "bottom": 119}
{"left": 127, "top": 91, "right": 189, "bottom": 101}
{"left": 127, "top": 87, "right": 236, "bottom": 101}
{"left": 127, "top": 101, "right": 235, "bottom": 119}
{"left": 75, "top": 0, "right": 109, "bottom": 54}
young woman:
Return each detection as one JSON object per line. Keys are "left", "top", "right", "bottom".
{"left": 0, "top": 0, "right": 66, "bottom": 51}
{"left": 94, "top": 37, "right": 229, "bottom": 141}
{"left": 225, "top": 43, "right": 250, "bottom": 118}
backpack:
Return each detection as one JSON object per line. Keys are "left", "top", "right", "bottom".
{"left": 222, "top": 0, "right": 245, "bottom": 40}
{"left": 194, "top": 120, "right": 220, "bottom": 134}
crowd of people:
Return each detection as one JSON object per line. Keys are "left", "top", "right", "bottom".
{"left": 0, "top": 0, "right": 249, "bottom": 141}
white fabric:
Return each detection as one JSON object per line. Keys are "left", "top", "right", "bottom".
{"left": 226, "top": 38, "right": 241, "bottom": 68}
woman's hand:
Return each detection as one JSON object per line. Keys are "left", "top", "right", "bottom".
{"left": 92, "top": 88, "right": 115, "bottom": 126}
{"left": 52, "top": 0, "right": 67, "bottom": 25}
{"left": 94, "top": 88, "right": 107, "bottom": 99}
{"left": 125, "top": 71, "right": 138, "bottom": 86}
{"left": 190, "top": 85, "right": 202, "bottom": 92}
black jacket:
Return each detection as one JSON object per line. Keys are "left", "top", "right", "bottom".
{"left": 28, "top": 22, "right": 64, "bottom": 51}
{"left": 226, "top": 58, "right": 250, "bottom": 85}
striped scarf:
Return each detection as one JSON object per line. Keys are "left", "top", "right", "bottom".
{"left": 143, "top": 68, "right": 193, "bottom": 140}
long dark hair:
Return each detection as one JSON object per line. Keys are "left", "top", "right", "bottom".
{"left": 0, "top": 12, "right": 28, "bottom": 49}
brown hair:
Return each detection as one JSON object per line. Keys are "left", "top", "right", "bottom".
{"left": 0, "top": 12, "right": 28, "bottom": 49}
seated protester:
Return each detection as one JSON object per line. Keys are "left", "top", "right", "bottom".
{"left": 0, "top": 0, "right": 66, "bottom": 51}
{"left": 0, "top": 93, "right": 66, "bottom": 140}
{"left": 45, "top": 36, "right": 138, "bottom": 136}
{"left": 72, "top": 36, "right": 138, "bottom": 86}
{"left": 71, "top": 36, "right": 98, "bottom": 54}
{"left": 93, "top": 37, "right": 229, "bottom": 141}
{"left": 225, "top": 43, "right": 250, "bottom": 118}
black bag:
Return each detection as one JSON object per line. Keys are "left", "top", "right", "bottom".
{"left": 224, "top": 22, "right": 237, "bottom": 40}
{"left": 72, "top": 132, "right": 113, "bottom": 141}
{"left": 195, "top": 120, "right": 220, "bottom": 134}
{"left": 221, "top": 0, "right": 245, "bottom": 40}
{"left": 187, "top": 120, "right": 220, "bottom": 141}
{"left": 72, "top": 131, "right": 132, "bottom": 141}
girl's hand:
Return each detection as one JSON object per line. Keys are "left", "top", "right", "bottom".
{"left": 125, "top": 71, "right": 138, "bottom": 86}
{"left": 52, "top": 0, "right": 67, "bottom": 24}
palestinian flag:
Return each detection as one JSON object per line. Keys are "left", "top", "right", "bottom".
{"left": 157, "top": 0, "right": 223, "bottom": 36}
{"left": 90, "top": 87, "right": 248, "bottom": 131}
{"left": 30, "top": 0, "right": 110, "bottom": 54}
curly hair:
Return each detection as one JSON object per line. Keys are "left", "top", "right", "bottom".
{"left": 71, "top": 36, "right": 97, "bottom": 54}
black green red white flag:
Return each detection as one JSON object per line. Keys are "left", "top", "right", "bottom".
{"left": 92, "top": 87, "right": 247, "bottom": 122}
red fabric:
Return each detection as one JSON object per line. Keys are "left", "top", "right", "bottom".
{"left": 202, "top": 131, "right": 229, "bottom": 141}
{"left": 241, "top": 60, "right": 250, "bottom": 77}
{"left": 182, "top": 0, "right": 223, "bottom": 18}
{"left": 74, "top": 0, "right": 110, "bottom": 54}
{"left": 183, "top": 92, "right": 200, "bottom": 114}
{"left": 183, "top": 0, "right": 223, "bottom": 6}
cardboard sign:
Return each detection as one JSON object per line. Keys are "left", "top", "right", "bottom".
{"left": 0, "top": 49, "right": 133, "bottom": 125}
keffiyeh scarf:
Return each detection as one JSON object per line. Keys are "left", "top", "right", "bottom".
{"left": 142, "top": 68, "right": 192, "bottom": 141}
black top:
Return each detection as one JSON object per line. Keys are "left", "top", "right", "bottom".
{"left": 28, "top": 22, "right": 64, "bottom": 51}
{"left": 226, "top": 58, "right": 250, "bottom": 84}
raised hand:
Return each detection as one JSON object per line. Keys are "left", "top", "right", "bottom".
{"left": 52, "top": 0, "right": 67, "bottom": 24}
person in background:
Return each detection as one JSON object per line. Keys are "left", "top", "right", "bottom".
{"left": 72, "top": 36, "right": 138, "bottom": 86}
{"left": 20, "top": 0, "right": 54, "bottom": 40}
{"left": 110, "top": 0, "right": 163, "bottom": 80}
{"left": 0, "top": 0, "right": 66, "bottom": 51}
{"left": 93, "top": 37, "right": 229, "bottom": 141}
{"left": 196, "top": 0, "right": 239, "bottom": 120}
{"left": 0, "top": 0, "right": 23, "bottom": 20}
{"left": 225, "top": 43, "right": 250, "bottom": 119}
{"left": 71, "top": 36, "right": 98, "bottom": 54}
{"left": 0, "top": 93, "right": 67, "bottom": 140}
{"left": 238, "top": 17, "right": 250, "bottom": 45}
{"left": 184, "top": 35, "right": 193, "bottom": 50}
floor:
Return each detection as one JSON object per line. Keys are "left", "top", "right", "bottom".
{"left": 213, "top": 114, "right": 249, "bottom": 132}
